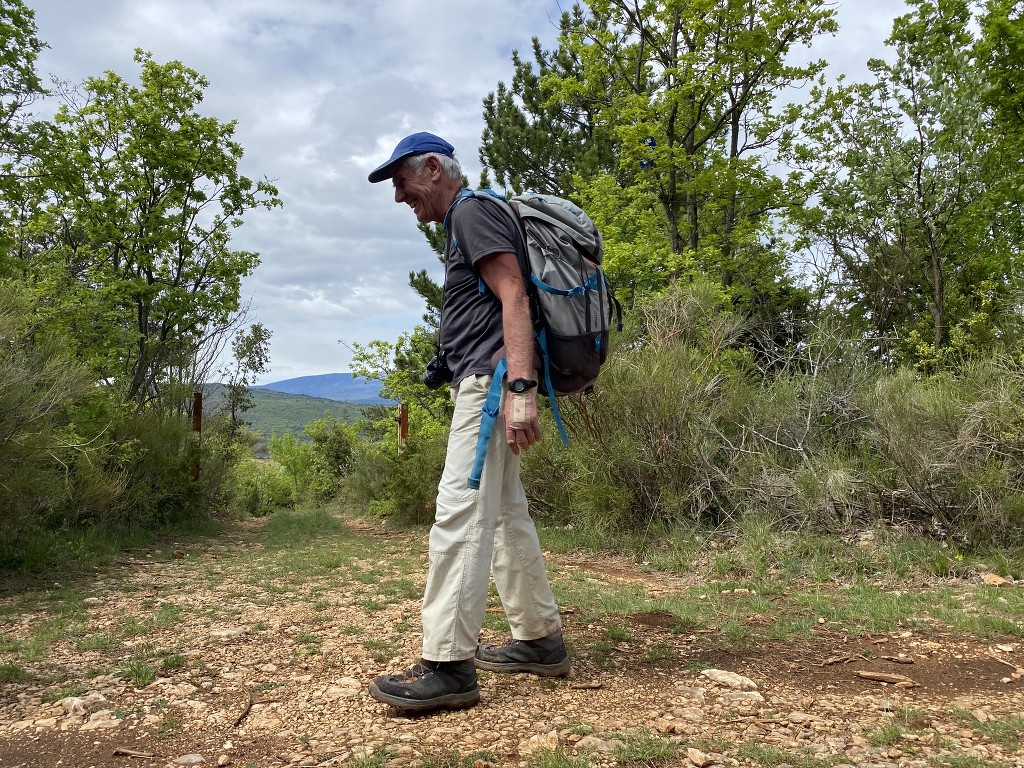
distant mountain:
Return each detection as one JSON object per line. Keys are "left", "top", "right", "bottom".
{"left": 254, "top": 372, "right": 394, "bottom": 405}
{"left": 202, "top": 383, "right": 372, "bottom": 458}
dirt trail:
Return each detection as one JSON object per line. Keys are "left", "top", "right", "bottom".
{"left": 1, "top": 515, "right": 1022, "bottom": 768}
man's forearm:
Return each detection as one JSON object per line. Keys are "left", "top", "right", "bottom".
{"left": 502, "top": 290, "right": 535, "bottom": 382}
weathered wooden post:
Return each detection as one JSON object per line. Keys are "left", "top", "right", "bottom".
{"left": 397, "top": 402, "right": 408, "bottom": 453}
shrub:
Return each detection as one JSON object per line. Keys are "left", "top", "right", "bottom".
{"left": 863, "top": 360, "right": 1024, "bottom": 546}
{"left": 343, "top": 404, "right": 447, "bottom": 526}
{"left": 229, "top": 458, "right": 294, "bottom": 515}
{"left": 524, "top": 280, "right": 753, "bottom": 533}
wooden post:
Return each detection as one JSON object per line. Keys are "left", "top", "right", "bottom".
{"left": 192, "top": 390, "right": 202, "bottom": 480}
{"left": 397, "top": 402, "right": 408, "bottom": 452}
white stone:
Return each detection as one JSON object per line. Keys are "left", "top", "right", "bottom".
{"left": 519, "top": 731, "right": 559, "bottom": 755}
{"left": 211, "top": 627, "right": 248, "bottom": 640}
{"left": 576, "top": 736, "right": 626, "bottom": 754}
{"left": 80, "top": 710, "right": 120, "bottom": 731}
{"left": 719, "top": 691, "right": 764, "bottom": 705}
{"left": 675, "top": 685, "right": 706, "bottom": 703}
{"left": 700, "top": 668, "right": 759, "bottom": 690}
{"left": 59, "top": 697, "right": 87, "bottom": 716}
{"left": 673, "top": 707, "right": 705, "bottom": 722}
{"left": 688, "top": 747, "right": 715, "bottom": 767}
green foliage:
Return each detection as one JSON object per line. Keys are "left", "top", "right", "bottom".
{"left": 269, "top": 433, "right": 315, "bottom": 500}
{"left": 26, "top": 50, "right": 280, "bottom": 409}
{"left": 220, "top": 323, "right": 272, "bottom": 436}
{"left": 351, "top": 326, "right": 451, "bottom": 422}
{"left": 344, "top": 412, "right": 448, "bottom": 526}
{"left": 480, "top": 8, "right": 617, "bottom": 197}
{"left": 787, "top": 0, "right": 1022, "bottom": 369}
{"left": 536, "top": 0, "right": 833, "bottom": 336}
{"left": 0, "top": 285, "right": 239, "bottom": 568}
{"left": 524, "top": 280, "right": 752, "bottom": 532}
{"left": 304, "top": 415, "right": 356, "bottom": 500}
{"left": 228, "top": 458, "right": 294, "bottom": 516}
{"left": 0, "top": 0, "right": 46, "bottom": 174}
{"left": 0, "top": 281, "right": 94, "bottom": 539}
{"left": 864, "top": 361, "right": 1024, "bottom": 546}
{"left": 0, "top": 18, "right": 281, "bottom": 571}
{"left": 518, "top": 281, "right": 1024, "bottom": 548}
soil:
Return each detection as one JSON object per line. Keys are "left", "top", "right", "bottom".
{"left": 1, "top": 515, "right": 1022, "bottom": 768}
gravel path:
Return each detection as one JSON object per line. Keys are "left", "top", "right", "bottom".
{"left": 1, "top": 513, "right": 1022, "bottom": 768}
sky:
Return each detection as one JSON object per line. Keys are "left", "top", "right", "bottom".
{"left": 30, "top": 0, "right": 908, "bottom": 385}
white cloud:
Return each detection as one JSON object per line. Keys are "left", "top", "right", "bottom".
{"left": 30, "top": 0, "right": 909, "bottom": 384}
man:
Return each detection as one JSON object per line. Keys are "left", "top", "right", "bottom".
{"left": 366, "top": 132, "right": 570, "bottom": 714}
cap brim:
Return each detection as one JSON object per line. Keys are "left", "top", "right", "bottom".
{"left": 368, "top": 151, "right": 413, "bottom": 183}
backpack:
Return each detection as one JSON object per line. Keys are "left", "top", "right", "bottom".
{"left": 458, "top": 188, "right": 622, "bottom": 489}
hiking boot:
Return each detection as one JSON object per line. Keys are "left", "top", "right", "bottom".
{"left": 475, "top": 630, "right": 571, "bottom": 677}
{"left": 368, "top": 659, "right": 479, "bottom": 714}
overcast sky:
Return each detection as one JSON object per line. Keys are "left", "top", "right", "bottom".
{"left": 31, "top": 0, "right": 908, "bottom": 385}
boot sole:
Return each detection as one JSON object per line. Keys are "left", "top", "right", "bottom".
{"left": 368, "top": 682, "right": 480, "bottom": 713}
{"left": 474, "top": 658, "right": 571, "bottom": 677}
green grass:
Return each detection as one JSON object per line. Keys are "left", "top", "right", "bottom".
{"left": 76, "top": 632, "right": 117, "bottom": 651}
{"left": 735, "top": 742, "right": 833, "bottom": 767}
{"left": 153, "top": 602, "right": 183, "bottom": 628}
{"left": 119, "top": 659, "right": 156, "bottom": 687}
{"left": 0, "top": 662, "right": 32, "bottom": 683}
{"left": 160, "top": 652, "right": 187, "bottom": 672}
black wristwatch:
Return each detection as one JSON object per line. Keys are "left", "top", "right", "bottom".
{"left": 508, "top": 377, "right": 538, "bottom": 394}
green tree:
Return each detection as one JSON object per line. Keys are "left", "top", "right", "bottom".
{"left": 537, "top": 0, "right": 831, "bottom": 337}
{"left": 789, "top": 0, "right": 1020, "bottom": 368}
{"left": 221, "top": 322, "right": 272, "bottom": 434}
{"left": 29, "top": 50, "right": 281, "bottom": 409}
{"left": 0, "top": 0, "right": 45, "bottom": 162}
{"left": 269, "top": 432, "right": 314, "bottom": 501}
{"left": 480, "top": 7, "right": 616, "bottom": 197}
{"left": 0, "top": 281, "right": 93, "bottom": 540}
{"left": 0, "top": 0, "right": 46, "bottom": 268}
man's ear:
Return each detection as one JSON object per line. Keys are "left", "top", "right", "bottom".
{"left": 425, "top": 154, "right": 442, "bottom": 180}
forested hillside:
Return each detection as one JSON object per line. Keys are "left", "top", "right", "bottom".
{"left": 2, "top": 0, "right": 1023, "bottom": 573}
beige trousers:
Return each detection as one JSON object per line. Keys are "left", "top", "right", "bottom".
{"left": 421, "top": 374, "right": 561, "bottom": 661}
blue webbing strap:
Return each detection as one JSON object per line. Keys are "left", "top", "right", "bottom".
{"left": 467, "top": 357, "right": 508, "bottom": 490}
{"left": 530, "top": 271, "right": 599, "bottom": 298}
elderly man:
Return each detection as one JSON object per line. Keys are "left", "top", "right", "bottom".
{"left": 366, "top": 132, "right": 569, "bottom": 714}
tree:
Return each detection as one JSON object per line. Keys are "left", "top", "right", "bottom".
{"left": 221, "top": 322, "right": 272, "bottom": 433}
{"left": 480, "top": 8, "right": 617, "bottom": 197}
{"left": 0, "top": 0, "right": 45, "bottom": 162}
{"left": 0, "top": 0, "right": 46, "bottom": 268}
{"left": 29, "top": 50, "right": 281, "bottom": 408}
{"left": 789, "top": 0, "right": 1019, "bottom": 368}
{"left": 504, "top": 0, "right": 830, "bottom": 351}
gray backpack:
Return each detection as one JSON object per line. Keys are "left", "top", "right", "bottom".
{"left": 464, "top": 189, "right": 622, "bottom": 488}
{"left": 477, "top": 189, "right": 620, "bottom": 395}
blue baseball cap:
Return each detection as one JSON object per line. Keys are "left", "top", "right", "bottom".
{"left": 367, "top": 132, "right": 455, "bottom": 183}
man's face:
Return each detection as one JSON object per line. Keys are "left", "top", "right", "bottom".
{"left": 392, "top": 158, "right": 439, "bottom": 224}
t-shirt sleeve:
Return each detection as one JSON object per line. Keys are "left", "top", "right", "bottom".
{"left": 449, "top": 198, "right": 519, "bottom": 269}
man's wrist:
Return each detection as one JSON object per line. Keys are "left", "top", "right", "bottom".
{"left": 508, "top": 377, "right": 538, "bottom": 394}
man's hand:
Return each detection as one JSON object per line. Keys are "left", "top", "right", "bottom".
{"left": 505, "top": 390, "right": 541, "bottom": 455}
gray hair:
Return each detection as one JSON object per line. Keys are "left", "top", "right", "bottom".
{"left": 404, "top": 151, "right": 462, "bottom": 182}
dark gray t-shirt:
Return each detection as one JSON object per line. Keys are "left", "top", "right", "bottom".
{"left": 440, "top": 194, "right": 523, "bottom": 385}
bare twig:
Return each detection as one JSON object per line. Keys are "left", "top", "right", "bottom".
{"left": 233, "top": 688, "right": 254, "bottom": 728}
{"left": 112, "top": 748, "right": 158, "bottom": 759}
